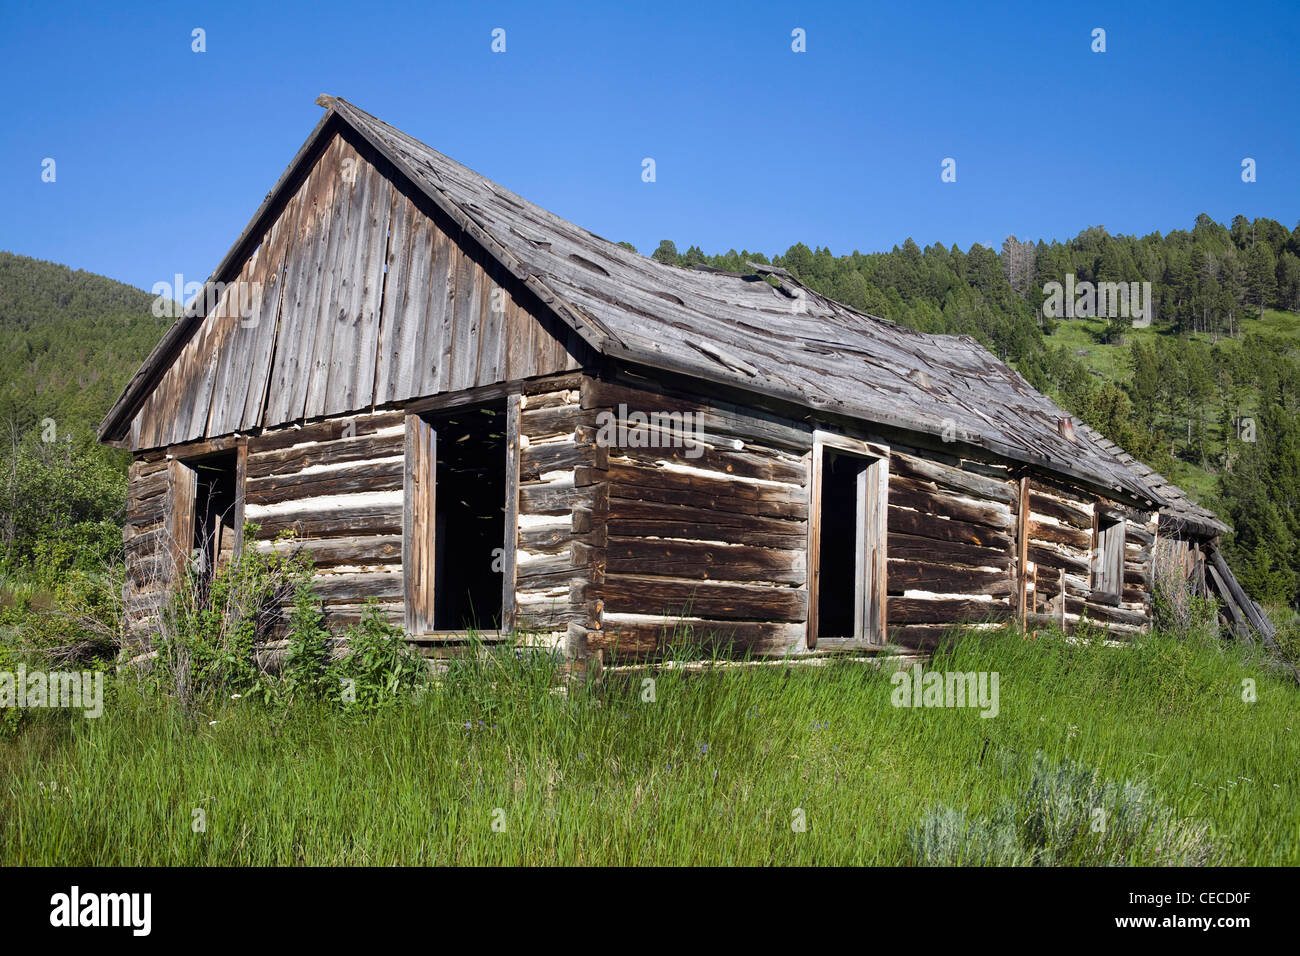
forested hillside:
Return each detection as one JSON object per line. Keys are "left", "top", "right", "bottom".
{"left": 0, "top": 252, "right": 163, "bottom": 584}
{"left": 2, "top": 212, "right": 1298, "bottom": 608}
{"left": 0, "top": 252, "right": 164, "bottom": 435}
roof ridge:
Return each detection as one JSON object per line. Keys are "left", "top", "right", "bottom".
{"left": 98, "top": 95, "right": 1173, "bottom": 509}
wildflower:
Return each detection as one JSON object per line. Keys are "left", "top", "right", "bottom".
{"left": 231, "top": 694, "right": 242, "bottom": 700}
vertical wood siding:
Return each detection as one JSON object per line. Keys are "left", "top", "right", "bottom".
{"left": 128, "top": 129, "right": 586, "bottom": 452}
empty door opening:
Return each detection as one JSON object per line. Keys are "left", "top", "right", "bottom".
{"left": 405, "top": 405, "right": 507, "bottom": 633}
{"left": 818, "top": 450, "right": 870, "bottom": 637}
{"left": 432, "top": 406, "right": 505, "bottom": 629}
{"left": 809, "top": 435, "right": 889, "bottom": 648}
{"left": 190, "top": 452, "right": 240, "bottom": 593}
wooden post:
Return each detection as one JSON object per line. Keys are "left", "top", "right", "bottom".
{"left": 501, "top": 393, "right": 522, "bottom": 633}
{"left": 805, "top": 446, "right": 822, "bottom": 649}
{"left": 232, "top": 443, "right": 248, "bottom": 559}
{"left": 1057, "top": 568, "right": 1067, "bottom": 630}
{"left": 165, "top": 458, "right": 197, "bottom": 589}
{"left": 1016, "top": 476, "right": 1030, "bottom": 631}
{"left": 403, "top": 413, "right": 436, "bottom": 634}
{"left": 865, "top": 452, "right": 888, "bottom": 646}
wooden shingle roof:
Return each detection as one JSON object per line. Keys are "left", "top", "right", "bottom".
{"left": 102, "top": 95, "right": 1171, "bottom": 508}
{"left": 325, "top": 98, "right": 1159, "bottom": 504}
{"left": 1078, "top": 424, "right": 1230, "bottom": 538}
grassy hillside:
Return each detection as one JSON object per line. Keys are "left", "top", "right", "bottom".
{"left": 1045, "top": 308, "right": 1300, "bottom": 503}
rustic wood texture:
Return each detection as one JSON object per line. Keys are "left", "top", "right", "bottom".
{"left": 403, "top": 414, "right": 436, "bottom": 633}
{"left": 104, "top": 99, "right": 1162, "bottom": 517}
{"left": 239, "top": 411, "right": 406, "bottom": 627}
{"left": 512, "top": 387, "right": 603, "bottom": 637}
{"left": 123, "top": 127, "right": 586, "bottom": 452}
{"left": 883, "top": 447, "right": 1019, "bottom": 649}
{"left": 1020, "top": 477, "right": 1158, "bottom": 639}
{"left": 579, "top": 376, "right": 809, "bottom": 659}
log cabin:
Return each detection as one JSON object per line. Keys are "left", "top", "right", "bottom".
{"left": 98, "top": 95, "right": 1257, "bottom": 663}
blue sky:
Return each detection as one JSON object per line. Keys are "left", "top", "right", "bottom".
{"left": 1, "top": 0, "right": 1296, "bottom": 293}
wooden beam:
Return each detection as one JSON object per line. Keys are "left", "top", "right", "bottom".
{"left": 1016, "top": 476, "right": 1029, "bottom": 631}
{"left": 403, "top": 413, "right": 436, "bottom": 634}
{"left": 232, "top": 443, "right": 248, "bottom": 558}
{"left": 805, "top": 447, "right": 822, "bottom": 649}
{"left": 1209, "top": 548, "right": 1278, "bottom": 644}
{"left": 502, "top": 393, "right": 522, "bottom": 632}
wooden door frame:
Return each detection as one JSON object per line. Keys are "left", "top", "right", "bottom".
{"left": 403, "top": 398, "right": 522, "bottom": 636}
{"left": 806, "top": 431, "right": 889, "bottom": 650}
{"left": 403, "top": 413, "right": 437, "bottom": 634}
{"left": 165, "top": 444, "right": 246, "bottom": 589}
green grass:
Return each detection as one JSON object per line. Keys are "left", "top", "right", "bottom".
{"left": 1, "top": 628, "right": 1296, "bottom": 865}
{"left": 1047, "top": 308, "right": 1300, "bottom": 388}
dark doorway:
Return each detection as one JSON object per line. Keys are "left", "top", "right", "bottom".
{"left": 192, "top": 452, "right": 239, "bottom": 586}
{"left": 817, "top": 449, "right": 869, "bottom": 637}
{"left": 430, "top": 406, "right": 506, "bottom": 630}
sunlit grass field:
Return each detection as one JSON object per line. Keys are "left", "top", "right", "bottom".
{"left": 1, "top": 629, "right": 1296, "bottom": 865}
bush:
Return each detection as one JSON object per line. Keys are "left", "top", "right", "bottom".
{"left": 1152, "top": 545, "right": 1220, "bottom": 638}
{"left": 909, "top": 751, "right": 1220, "bottom": 866}
{"left": 153, "top": 533, "right": 309, "bottom": 706}
{"left": 327, "top": 603, "right": 429, "bottom": 709}
{"left": 909, "top": 805, "right": 1027, "bottom": 866}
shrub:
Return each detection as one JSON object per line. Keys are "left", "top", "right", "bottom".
{"left": 280, "top": 572, "right": 332, "bottom": 699}
{"left": 152, "top": 531, "right": 308, "bottom": 706}
{"left": 328, "top": 603, "right": 428, "bottom": 709}
{"left": 909, "top": 751, "right": 1220, "bottom": 866}
{"left": 909, "top": 805, "right": 1026, "bottom": 866}
{"left": 1152, "top": 545, "right": 1220, "bottom": 638}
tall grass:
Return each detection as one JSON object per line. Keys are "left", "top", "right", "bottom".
{"left": 1, "top": 628, "right": 1296, "bottom": 865}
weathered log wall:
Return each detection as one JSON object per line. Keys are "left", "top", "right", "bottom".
{"left": 512, "top": 384, "right": 603, "bottom": 643}
{"left": 577, "top": 373, "right": 813, "bottom": 660}
{"left": 883, "top": 446, "right": 1019, "bottom": 651}
{"left": 1023, "top": 477, "right": 1157, "bottom": 638}
{"left": 122, "top": 370, "right": 1161, "bottom": 656}
{"left": 122, "top": 454, "right": 172, "bottom": 640}
{"left": 243, "top": 410, "right": 407, "bottom": 625}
